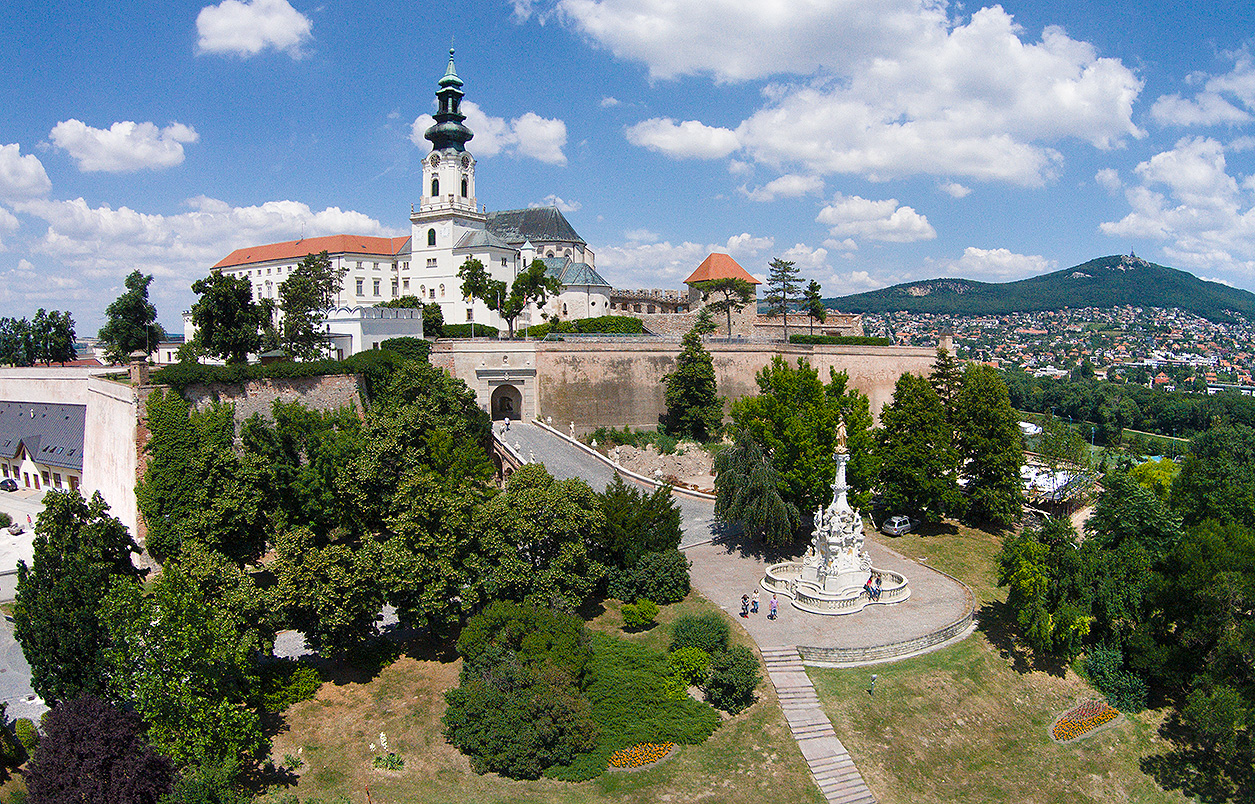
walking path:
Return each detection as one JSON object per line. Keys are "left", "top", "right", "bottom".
{"left": 513, "top": 421, "right": 976, "bottom": 803}
{"left": 763, "top": 647, "right": 876, "bottom": 804}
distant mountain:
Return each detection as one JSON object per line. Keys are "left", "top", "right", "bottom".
{"left": 827, "top": 255, "right": 1255, "bottom": 322}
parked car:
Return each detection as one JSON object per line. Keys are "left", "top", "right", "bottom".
{"left": 0, "top": 478, "right": 17, "bottom": 492}
{"left": 881, "top": 515, "right": 913, "bottom": 536}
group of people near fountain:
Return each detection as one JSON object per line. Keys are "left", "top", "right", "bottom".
{"left": 742, "top": 589, "right": 779, "bottom": 619}
{"left": 863, "top": 573, "right": 884, "bottom": 601}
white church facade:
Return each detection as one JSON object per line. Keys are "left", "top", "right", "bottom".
{"left": 208, "top": 49, "right": 610, "bottom": 347}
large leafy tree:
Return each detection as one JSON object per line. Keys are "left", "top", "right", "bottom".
{"left": 877, "top": 372, "right": 961, "bottom": 522}
{"left": 473, "top": 464, "right": 606, "bottom": 610}
{"left": 14, "top": 490, "right": 144, "bottom": 704}
{"left": 31, "top": 308, "right": 77, "bottom": 365}
{"left": 691, "top": 277, "right": 755, "bottom": 337}
{"left": 594, "top": 476, "right": 683, "bottom": 570}
{"left": 103, "top": 562, "right": 265, "bottom": 768}
{"left": 954, "top": 365, "right": 1025, "bottom": 527}
{"left": 279, "top": 250, "right": 344, "bottom": 360}
{"left": 662, "top": 328, "right": 722, "bottom": 441}
{"left": 802, "top": 279, "right": 826, "bottom": 336}
{"left": 0, "top": 317, "right": 35, "bottom": 366}
{"left": 762, "top": 258, "right": 801, "bottom": 341}
{"left": 458, "top": 257, "right": 503, "bottom": 337}
{"left": 98, "top": 270, "right": 164, "bottom": 364}
{"left": 1172, "top": 424, "right": 1255, "bottom": 529}
{"left": 997, "top": 519, "right": 1093, "bottom": 658}
{"left": 24, "top": 695, "right": 174, "bottom": 804}
{"left": 713, "top": 428, "right": 800, "bottom": 544}
{"left": 191, "top": 269, "right": 266, "bottom": 364}
{"left": 501, "top": 258, "right": 563, "bottom": 338}
{"left": 731, "top": 357, "right": 876, "bottom": 514}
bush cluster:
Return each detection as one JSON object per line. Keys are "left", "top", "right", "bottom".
{"left": 621, "top": 600, "right": 658, "bottom": 629}
{"left": 667, "top": 647, "right": 711, "bottom": 688}
{"left": 588, "top": 426, "right": 680, "bottom": 454}
{"left": 441, "top": 323, "right": 500, "bottom": 339}
{"left": 13, "top": 718, "right": 38, "bottom": 753}
{"left": 151, "top": 349, "right": 409, "bottom": 402}
{"left": 705, "top": 645, "right": 761, "bottom": 714}
{"left": 1084, "top": 646, "right": 1148, "bottom": 713}
{"left": 788, "top": 334, "right": 892, "bottom": 346}
{"left": 669, "top": 613, "right": 729, "bottom": 656}
{"left": 377, "top": 337, "right": 431, "bottom": 363}
{"left": 608, "top": 550, "right": 691, "bottom": 605}
{"left": 259, "top": 661, "right": 322, "bottom": 713}
{"left": 525, "top": 315, "right": 644, "bottom": 339}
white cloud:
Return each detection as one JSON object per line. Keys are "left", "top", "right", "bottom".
{"left": 597, "top": 231, "right": 773, "bottom": 287}
{"left": 938, "top": 246, "right": 1056, "bottom": 281}
{"left": 940, "top": 182, "right": 971, "bottom": 199}
{"left": 530, "top": 194, "right": 581, "bottom": 212}
{"left": 779, "top": 242, "right": 831, "bottom": 273}
{"left": 196, "top": 0, "right": 312, "bottom": 58}
{"left": 49, "top": 120, "right": 199, "bottom": 173}
{"left": 1095, "top": 167, "right": 1122, "bottom": 194}
{"left": 562, "top": 2, "right": 1142, "bottom": 186}
{"left": 600, "top": 96, "right": 621, "bottom": 107}
{"left": 1150, "top": 49, "right": 1255, "bottom": 127}
{"left": 0, "top": 206, "right": 17, "bottom": 251}
{"left": 623, "top": 228, "right": 658, "bottom": 242}
{"left": 0, "top": 143, "right": 52, "bottom": 202}
{"left": 13, "top": 196, "right": 400, "bottom": 291}
{"left": 826, "top": 269, "right": 889, "bottom": 295}
{"left": 624, "top": 118, "right": 739, "bottom": 160}
{"left": 740, "top": 174, "right": 825, "bottom": 202}
{"left": 1100, "top": 137, "right": 1255, "bottom": 277}
{"left": 816, "top": 193, "right": 936, "bottom": 242}
{"left": 411, "top": 101, "right": 568, "bottom": 165}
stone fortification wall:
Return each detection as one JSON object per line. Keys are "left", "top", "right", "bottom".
{"left": 182, "top": 374, "right": 365, "bottom": 423}
{"left": 528, "top": 340, "right": 937, "bottom": 435}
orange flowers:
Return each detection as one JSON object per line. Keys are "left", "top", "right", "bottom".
{"left": 1052, "top": 700, "right": 1118, "bottom": 742}
{"left": 608, "top": 742, "right": 675, "bottom": 768}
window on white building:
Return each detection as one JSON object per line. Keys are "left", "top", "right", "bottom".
{"left": 428, "top": 229, "right": 436, "bottom": 247}
{"left": 501, "top": 258, "right": 507, "bottom": 268}
{"left": 356, "top": 279, "right": 364, "bottom": 295}
{"left": 430, "top": 288, "right": 436, "bottom": 299}
{"left": 373, "top": 279, "right": 381, "bottom": 296}
{"left": 356, "top": 261, "right": 363, "bottom": 268}
{"left": 403, "top": 278, "right": 410, "bottom": 290}
{"left": 426, "top": 258, "right": 437, "bottom": 268}
{"left": 461, "top": 176, "right": 468, "bottom": 197}
{"left": 466, "top": 308, "right": 473, "bottom": 321}
{"left": 373, "top": 262, "right": 379, "bottom": 270}
{"left": 420, "top": 285, "right": 426, "bottom": 297}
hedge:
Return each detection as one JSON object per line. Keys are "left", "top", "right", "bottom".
{"left": 788, "top": 334, "right": 893, "bottom": 346}
{"left": 524, "top": 315, "right": 645, "bottom": 339}
{"left": 442, "top": 323, "right": 500, "bottom": 339}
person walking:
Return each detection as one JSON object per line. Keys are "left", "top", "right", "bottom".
{"left": 740, "top": 594, "right": 750, "bottom": 618}
{"left": 872, "top": 574, "right": 883, "bottom": 601}
{"left": 751, "top": 589, "right": 760, "bottom": 614}
{"left": 768, "top": 594, "right": 778, "bottom": 620}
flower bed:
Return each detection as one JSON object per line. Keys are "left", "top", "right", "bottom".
{"left": 607, "top": 742, "right": 676, "bottom": 770}
{"left": 1051, "top": 699, "right": 1121, "bottom": 743}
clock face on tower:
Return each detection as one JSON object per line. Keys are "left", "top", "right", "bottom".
{"left": 429, "top": 154, "right": 440, "bottom": 168}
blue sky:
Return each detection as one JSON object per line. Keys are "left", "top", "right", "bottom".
{"left": 2, "top": 0, "right": 1254, "bottom": 334}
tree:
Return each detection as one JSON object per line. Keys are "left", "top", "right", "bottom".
{"left": 762, "top": 258, "right": 801, "bottom": 341}
{"left": 1172, "top": 424, "right": 1255, "bottom": 530}
{"left": 595, "top": 476, "right": 683, "bottom": 570}
{"left": 458, "top": 258, "right": 504, "bottom": 338}
{"left": 661, "top": 328, "right": 722, "bottom": 441}
{"left": 500, "top": 258, "right": 563, "bottom": 338}
{"left": 423, "top": 301, "right": 444, "bottom": 337}
{"left": 1040, "top": 413, "right": 1087, "bottom": 471}
{"left": 691, "top": 277, "right": 755, "bottom": 338}
{"left": 103, "top": 562, "right": 265, "bottom": 768}
{"left": 0, "top": 317, "right": 35, "bottom": 366}
{"left": 376, "top": 294, "right": 423, "bottom": 309}
{"left": 713, "top": 428, "right": 800, "bottom": 544}
{"left": 24, "top": 695, "right": 174, "bottom": 804}
{"left": 692, "top": 306, "right": 717, "bottom": 335}
{"left": 32, "top": 308, "right": 77, "bottom": 365}
{"left": 14, "top": 490, "right": 144, "bottom": 704}
{"left": 705, "top": 645, "right": 760, "bottom": 714}
{"left": 802, "top": 279, "right": 826, "bottom": 336}
{"left": 98, "top": 271, "right": 164, "bottom": 363}
{"left": 191, "top": 269, "right": 266, "bottom": 364}
{"left": 877, "top": 372, "right": 961, "bottom": 522}
{"left": 279, "top": 250, "right": 344, "bottom": 360}
{"left": 996, "top": 520, "right": 1093, "bottom": 658}
{"left": 1086, "top": 471, "right": 1183, "bottom": 558}
{"left": 954, "top": 365, "right": 1025, "bottom": 527}
{"left": 473, "top": 464, "right": 606, "bottom": 610}
{"left": 928, "top": 347, "right": 964, "bottom": 421}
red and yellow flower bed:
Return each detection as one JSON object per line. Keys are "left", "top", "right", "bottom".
{"left": 1051, "top": 699, "right": 1119, "bottom": 742}
{"left": 608, "top": 742, "right": 675, "bottom": 769}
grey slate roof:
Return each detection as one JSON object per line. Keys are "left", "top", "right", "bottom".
{"left": 455, "top": 228, "right": 514, "bottom": 250}
{"left": 541, "top": 257, "right": 611, "bottom": 288}
{"left": 0, "top": 401, "right": 86, "bottom": 472}
{"left": 486, "top": 207, "right": 587, "bottom": 247}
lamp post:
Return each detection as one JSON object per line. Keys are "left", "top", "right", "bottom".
{"left": 870, "top": 674, "right": 878, "bottom": 696}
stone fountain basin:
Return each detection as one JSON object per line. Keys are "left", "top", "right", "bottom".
{"left": 761, "top": 562, "right": 910, "bottom": 615}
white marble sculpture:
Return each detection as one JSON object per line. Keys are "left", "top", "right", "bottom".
{"left": 799, "top": 419, "right": 872, "bottom": 593}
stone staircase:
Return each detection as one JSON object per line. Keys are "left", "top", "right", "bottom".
{"left": 761, "top": 647, "right": 877, "bottom": 804}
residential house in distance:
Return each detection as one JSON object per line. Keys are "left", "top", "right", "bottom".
{"left": 0, "top": 401, "right": 84, "bottom": 493}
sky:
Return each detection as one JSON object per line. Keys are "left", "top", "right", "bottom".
{"left": 2, "top": 0, "right": 1255, "bottom": 335}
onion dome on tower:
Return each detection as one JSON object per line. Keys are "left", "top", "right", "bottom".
{"left": 424, "top": 48, "right": 474, "bottom": 152}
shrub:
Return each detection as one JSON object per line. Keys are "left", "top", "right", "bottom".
{"left": 621, "top": 599, "right": 659, "bottom": 629}
{"left": 441, "top": 323, "right": 499, "bottom": 339}
{"left": 1084, "top": 646, "right": 1147, "bottom": 713}
{"left": 668, "top": 646, "right": 711, "bottom": 688}
{"left": 378, "top": 337, "right": 431, "bottom": 363}
{"left": 443, "top": 665, "right": 599, "bottom": 780}
{"left": 0, "top": 512, "right": 10, "bottom": 528}
{"left": 259, "top": 661, "right": 322, "bottom": 713}
{"left": 596, "top": 478, "right": 683, "bottom": 570}
{"left": 705, "top": 645, "right": 761, "bottom": 714}
{"left": 669, "top": 613, "right": 729, "bottom": 656}
{"left": 13, "top": 718, "right": 38, "bottom": 752}
{"left": 788, "top": 334, "right": 892, "bottom": 346}
{"left": 525, "top": 315, "right": 644, "bottom": 339}
{"left": 456, "top": 601, "right": 592, "bottom": 682}
{"left": 609, "top": 550, "right": 691, "bottom": 604}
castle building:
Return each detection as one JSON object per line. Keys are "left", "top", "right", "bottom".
{"left": 207, "top": 49, "right": 608, "bottom": 344}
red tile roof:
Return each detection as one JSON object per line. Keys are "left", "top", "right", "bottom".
{"left": 213, "top": 235, "right": 410, "bottom": 269}
{"left": 683, "top": 253, "right": 761, "bottom": 285}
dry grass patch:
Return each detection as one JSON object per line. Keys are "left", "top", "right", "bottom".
{"left": 263, "top": 591, "right": 823, "bottom": 804}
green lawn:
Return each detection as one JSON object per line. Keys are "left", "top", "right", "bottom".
{"left": 807, "top": 526, "right": 1193, "bottom": 804}
{"left": 259, "top": 593, "right": 824, "bottom": 804}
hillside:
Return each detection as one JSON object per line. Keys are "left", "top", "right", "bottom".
{"left": 827, "top": 255, "right": 1255, "bottom": 321}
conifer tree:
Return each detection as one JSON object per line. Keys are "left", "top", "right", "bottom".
{"left": 955, "top": 365, "right": 1025, "bottom": 527}
{"left": 763, "top": 258, "right": 801, "bottom": 341}
{"left": 662, "top": 328, "right": 723, "bottom": 441}
{"left": 691, "top": 277, "right": 755, "bottom": 337}
{"left": 877, "top": 372, "right": 961, "bottom": 522}
{"left": 928, "top": 346, "right": 964, "bottom": 421}
{"left": 802, "top": 279, "right": 826, "bottom": 336}
{"left": 713, "top": 429, "right": 800, "bottom": 544}
{"left": 692, "top": 305, "right": 717, "bottom": 335}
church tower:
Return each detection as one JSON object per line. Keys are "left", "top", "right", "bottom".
{"left": 411, "top": 49, "right": 486, "bottom": 288}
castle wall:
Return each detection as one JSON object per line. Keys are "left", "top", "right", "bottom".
{"left": 182, "top": 374, "right": 366, "bottom": 424}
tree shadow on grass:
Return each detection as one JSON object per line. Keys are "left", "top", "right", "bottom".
{"left": 975, "top": 599, "right": 1070, "bottom": 677}
{"left": 1139, "top": 711, "right": 1255, "bottom": 804}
